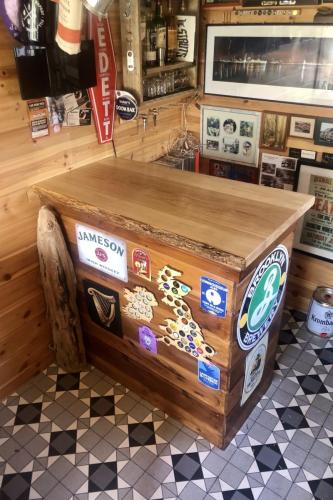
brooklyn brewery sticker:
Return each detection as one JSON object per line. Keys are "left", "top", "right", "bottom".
{"left": 237, "top": 245, "right": 289, "bottom": 351}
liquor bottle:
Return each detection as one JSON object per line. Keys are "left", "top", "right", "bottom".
{"left": 166, "top": 0, "right": 177, "bottom": 64}
{"left": 153, "top": 0, "right": 166, "bottom": 66}
{"left": 144, "top": 8, "right": 157, "bottom": 67}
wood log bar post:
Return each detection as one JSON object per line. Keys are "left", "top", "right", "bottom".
{"left": 37, "top": 206, "right": 87, "bottom": 372}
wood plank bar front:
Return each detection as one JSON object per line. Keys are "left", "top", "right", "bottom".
{"left": 33, "top": 159, "right": 314, "bottom": 448}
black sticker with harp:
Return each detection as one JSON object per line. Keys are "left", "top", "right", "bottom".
{"left": 83, "top": 279, "right": 122, "bottom": 337}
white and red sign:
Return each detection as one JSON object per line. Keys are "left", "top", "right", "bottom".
{"left": 88, "top": 14, "right": 116, "bottom": 144}
{"left": 76, "top": 224, "right": 128, "bottom": 282}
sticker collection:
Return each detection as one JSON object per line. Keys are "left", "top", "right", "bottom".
{"left": 80, "top": 226, "right": 288, "bottom": 397}
{"left": 156, "top": 266, "right": 216, "bottom": 362}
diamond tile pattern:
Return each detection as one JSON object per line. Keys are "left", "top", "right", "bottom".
{"left": 0, "top": 309, "right": 332, "bottom": 499}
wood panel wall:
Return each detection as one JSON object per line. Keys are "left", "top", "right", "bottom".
{"left": 186, "top": 5, "right": 333, "bottom": 312}
{"left": 0, "top": 2, "right": 184, "bottom": 398}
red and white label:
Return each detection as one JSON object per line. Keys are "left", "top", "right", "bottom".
{"left": 88, "top": 14, "right": 117, "bottom": 144}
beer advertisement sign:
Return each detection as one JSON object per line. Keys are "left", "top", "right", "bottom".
{"left": 237, "top": 245, "right": 289, "bottom": 351}
{"left": 76, "top": 224, "right": 128, "bottom": 282}
{"left": 241, "top": 332, "right": 268, "bottom": 406}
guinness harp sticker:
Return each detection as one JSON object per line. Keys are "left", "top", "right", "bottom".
{"left": 76, "top": 224, "right": 128, "bottom": 282}
{"left": 132, "top": 248, "right": 151, "bottom": 281}
{"left": 241, "top": 333, "right": 268, "bottom": 406}
{"left": 83, "top": 279, "right": 122, "bottom": 337}
{"left": 237, "top": 245, "right": 289, "bottom": 351}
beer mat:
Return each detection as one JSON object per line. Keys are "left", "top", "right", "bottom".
{"left": 27, "top": 98, "right": 49, "bottom": 140}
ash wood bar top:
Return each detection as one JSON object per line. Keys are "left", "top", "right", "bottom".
{"left": 33, "top": 158, "right": 314, "bottom": 271}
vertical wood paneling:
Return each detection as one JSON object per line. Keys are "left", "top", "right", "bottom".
{"left": 0, "top": 1, "right": 185, "bottom": 397}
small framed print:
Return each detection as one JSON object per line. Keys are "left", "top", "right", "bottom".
{"left": 314, "top": 117, "right": 333, "bottom": 147}
{"left": 289, "top": 116, "right": 315, "bottom": 139}
{"left": 259, "top": 153, "right": 298, "bottom": 191}
{"left": 260, "top": 112, "right": 289, "bottom": 152}
{"left": 201, "top": 105, "right": 261, "bottom": 166}
{"left": 294, "top": 163, "right": 333, "bottom": 261}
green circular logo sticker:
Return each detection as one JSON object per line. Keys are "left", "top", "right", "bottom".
{"left": 237, "top": 245, "right": 289, "bottom": 350}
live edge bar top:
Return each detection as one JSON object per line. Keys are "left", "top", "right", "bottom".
{"left": 33, "top": 158, "right": 314, "bottom": 271}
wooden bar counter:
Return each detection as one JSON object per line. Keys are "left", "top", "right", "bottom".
{"left": 33, "top": 159, "right": 314, "bottom": 448}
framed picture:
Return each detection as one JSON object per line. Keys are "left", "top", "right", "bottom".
{"left": 201, "top": 106, "right": 261, "bottom": 166}
{"left": 294, "top": 163, "right": 333, "bottom": 261}
{"left": 204, "top": 24, "right": 333, "bottom": 107}
{"left": 322, "top": 152, "right": 333, "bottom": 167}
{"left": 260, "top": 112, "right": 289, "bottom": 151}
{"left": 314, "top": 117, "right": 333, "bottom": 147}
{"left": 209, "top": 159, "right": 259, "bottom": 184}
{"left": 259, "top": 153, "right": 298, "bottom": 190}
{"left": 290, "top": 116, "right": 316, "bottom": 139}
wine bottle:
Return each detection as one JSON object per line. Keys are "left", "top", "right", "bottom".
{"left": 144, "top": 7, "right": 157, "bottom": 67}
{"left": 166, "top": 0, "right": 177, "bottom": 64}
{"left": 153, "top": 0, "right": 166, "bottom": 67}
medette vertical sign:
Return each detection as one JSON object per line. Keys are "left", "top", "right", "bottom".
{"left": 88, "top": 14, "right": 116, "bottom": 143}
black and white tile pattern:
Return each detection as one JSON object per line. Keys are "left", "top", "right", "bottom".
{"left": 0, "top": 309, "right": 332, "bottom": 499}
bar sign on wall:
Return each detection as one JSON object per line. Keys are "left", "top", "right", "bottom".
{"left": 76, "top": 224, "right": 128, "bottom": 282}
{"left": 88, "top": 13, "right": 117, "bottom": 144}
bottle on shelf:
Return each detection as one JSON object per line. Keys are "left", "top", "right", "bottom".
{"left": 144, "top": 4, "right": 157, "bottom": 68}
{"left": 153, "top": 0, "right": 166, "bottom": 66}
{"left": 166, "top": 0, "right": 177, "bottom": 64}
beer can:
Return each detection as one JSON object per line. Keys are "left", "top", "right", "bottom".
{"left": 306, "top": 286, "right": 333, "bottom": 338}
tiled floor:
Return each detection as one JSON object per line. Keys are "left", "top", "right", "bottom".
{"left": 0, "top": 309, "right": 333, "bottom": 500}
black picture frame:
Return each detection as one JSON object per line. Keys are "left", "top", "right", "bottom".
{"left": 204, "top": 24, "right": 333, "bottom": 107}
{"left": 314, "top": 117, "right": 333, "bottom": 147}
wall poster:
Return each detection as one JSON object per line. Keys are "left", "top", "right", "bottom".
{"left": 201, "top": 105, "right": 261, "bottom": 166}
{"left": 294, "top": 164, "right": 333, "bottom": 261}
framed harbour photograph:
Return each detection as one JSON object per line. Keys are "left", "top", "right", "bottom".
{"left": 260, "top": 112, "right": 289, "bottom": 151}
{"left": 290, "top": 116, "right": 316, "bottom": 139}
{"left": 259, "top": 153, "right": 298, "bottom": 190}
{"left": 314, "top": 117, "right": 333, "bottom": 147}
{"left": 204, "top": 24, "right": 333, "bottom": 107}
{"left": 294, "top": 163, "right": 333, "bottom": 261}
{"left": 201, "top": 106, "right": 261, "bottom": 166}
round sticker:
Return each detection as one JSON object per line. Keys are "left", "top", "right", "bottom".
{"left": 115, "top": 91, "right": 138, "bottom": 121}
{"left": 95, "top": 248, "right": 108, "bottom": 262}
{"left": 237, "top": 245, "right": 289, "bottom": 351}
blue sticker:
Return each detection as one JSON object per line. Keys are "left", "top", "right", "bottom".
{"left": 200, "top": 277, "right": 227, "bottom": 318}
{"left": 198, "top": 361, "right": 220, "bottom": 390}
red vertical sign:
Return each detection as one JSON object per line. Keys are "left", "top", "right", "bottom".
{"left": 88, "top": 14, "right": 117, "bottom": 144}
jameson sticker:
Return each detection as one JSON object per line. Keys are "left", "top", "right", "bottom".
{"left": 237, "top": 245, "right": 289, "bottom": 351}
{"left": 241, "top": 332, "right": 268, "bottom": 406}
{"left": 76, "top": 224, "right": 128, "bottom": 282}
